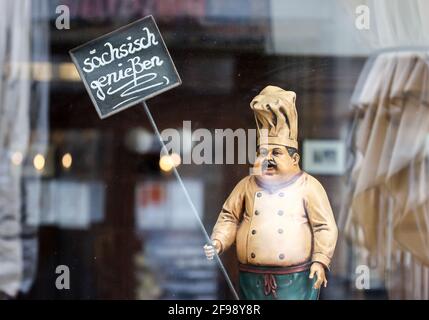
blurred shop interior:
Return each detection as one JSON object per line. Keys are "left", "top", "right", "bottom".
{"left": 0, "top": 0, "right": 429, "bottom": 299}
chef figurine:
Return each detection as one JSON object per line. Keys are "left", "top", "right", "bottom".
{"left": 204, "top": 86, "right": 338, "bottom": 300}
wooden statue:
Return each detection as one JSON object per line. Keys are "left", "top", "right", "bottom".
{"left": 204, "top": 85, "right": 338, "bottom": 300}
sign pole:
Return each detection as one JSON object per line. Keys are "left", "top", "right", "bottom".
{"left": 70, "top": 15, "right": 238, "bottom": 299}
{"left": 141, "top": 101, "right": 240, "bottom": 300}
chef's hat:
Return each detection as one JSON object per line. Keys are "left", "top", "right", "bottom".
{"left": 250, "top": 85, "right": 298, "bottom": 149}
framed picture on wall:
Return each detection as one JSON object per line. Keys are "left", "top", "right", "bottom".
{"left": 303, "top": 139, "right": 346, "bottom": 175}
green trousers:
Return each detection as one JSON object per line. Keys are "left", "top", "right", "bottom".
{"left": 239, "top": 268, "right": 319, "bottom": 300}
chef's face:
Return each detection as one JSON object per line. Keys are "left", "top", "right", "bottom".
{"left": 255, "top": 144, "right": 300, "bottom": 182}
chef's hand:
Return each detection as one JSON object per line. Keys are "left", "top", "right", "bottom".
{"left": 309, "top": 262, "right": 328, "bottom": 289}
{"left": 203, "top": 240, "right": 221, "bottom": 260}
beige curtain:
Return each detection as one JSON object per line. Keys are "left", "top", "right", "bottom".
{"left": 346, "top": 52, "right": 429, "bottom": 248}
{"left": 0, "top": 0, "right": 31, "bottom": 297}
{"left": 340, "top": 0, "right": 429, "bottom": 299}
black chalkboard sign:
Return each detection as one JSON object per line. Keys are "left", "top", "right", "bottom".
{"left": 70, "top": 15, "right": 181, "bottom": 119}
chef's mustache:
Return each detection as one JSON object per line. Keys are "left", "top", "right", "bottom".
{"left": 262, "top": 159, "right": 277, "bottom": 169}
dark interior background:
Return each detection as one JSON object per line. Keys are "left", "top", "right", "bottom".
{"left": 16, "top": 0, "right": 367, "bottom": 299}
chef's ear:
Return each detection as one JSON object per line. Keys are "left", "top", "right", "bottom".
{"left": 286, "top": 147, "right": 300, "bottom": 165}
{"left": 292, "top": 152, "right": 300, "bottom": 165}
